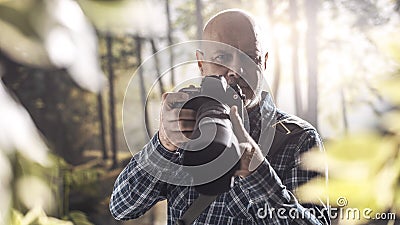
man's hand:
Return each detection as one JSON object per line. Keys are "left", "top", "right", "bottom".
{"left": 229, "top": 106, "right": 265, "bottom": 177}
{"left": 159, "top": 92, "right": 196, "bottom": 151}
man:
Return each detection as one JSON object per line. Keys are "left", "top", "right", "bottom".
{"left": 110, "top": 9, "right": 330, "bottom": 225}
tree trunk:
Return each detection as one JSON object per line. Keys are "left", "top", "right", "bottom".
{"left": 106, "top": 33, "right": 118, "bottom": 168}
{"left": 97, "top": 93, "right": 108, "bottom": 160}
{"left": 135, "top": 37, "right": 151, "bottom": 139}
{"left": 271, "top": 43, "right": 281, "bottom": 102}
{"left": 289, "top": 0, "right": 304, "bottom": 117}
{"left": 266, "top": 0, "right": 281, "bottom": 103}
{"left": 305, "top": 0, "right": 319, "bottom": 129}
{"left": 150, "top": 39, "right": 165, "bottom": 95}
{"left": 195, "top": 0, "right": 204, "bottom": 40}
{"left": 395, "top": 0, "right": 400, "bottom": 13}
{"left": 340, "top": 87, "right": 348, "bottom": 134}
{"left": 140, "top": 38, "right": 154, "bottom": 225}
{"left": 166, "top": 0, "right": 175, "bottom": 87}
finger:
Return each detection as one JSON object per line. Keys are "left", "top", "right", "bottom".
{"left": 179, "top": 109, "right": 196, "bottom": 120}
{"left": 234, "top": 170, "right": 251, "bottom": 178}
{"left": 161, "top": 92, "right": 170, "bottom": 101}
{"left": 181, "top": 131, "right": 193, "bottom": 139}
{"left": 169, "top": 120, "right": 195, "bottom": 132}
{"left": 163, "top": 92, "right": 189, "bottom": 101}
{"left": 164, "top": 109, "right": 196, "bottom": 122}
{"left": 179, "top": 120, "right": 195, "bottom": 132}
{"left": 238, "top": 143, "right": 252, "bottom": 169}
{"left": 159, "top": 123, "right": 178, "bottom": 151}
{"left": 169, "top": 131, "right": 191, "bottom": 145}
{"left": 238, "top": 142, "right": 253, "bottom": 156}
{"left": 164, "top": 92, "right": 190, "bottom": 109}
{"left": 248, "top": 149, "right": 264, "bottom": 171}
{"left": 161, "top": 128, "right": 191, "bottom": 146}
{"left": 161, "top": 120, "right": 193, "bottom": 139}
{"left": 229, "top": 106, "right": 247, "bottom": 143}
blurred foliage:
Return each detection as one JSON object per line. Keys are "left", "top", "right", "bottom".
{"left": 1, "top": 0, "right": 399, "bottom": 225}
{"left": 77, "top": 0, "right": 167, "bottom": 37}
{"left": 338, "top": 0, "right": 391, "bottom": 29}
{"left": 174, "top": 0, "right": 242, "bottom": 39}
{"left": 10, "top": 153, "right": 98, "bottom": 225}
{"left": 11, "top": 208, "right": 93, "bottom": 225}
{"left": 10, "top": 151, "right": 106, "bottom": 225}
{"left": 2, "top": 62, "right": 100, "bottom": 164}
{"left": 11, "top": 207, "right": 73, "bottom": 225}
{"left": 298, "top": 40, "right": 400, "bottom": 224}
{"left": 0, "top": 0, "right": 108, "bottom": 224}
{"left": 0, "top": 0, "right": 106, "bottom": 93}
{"left": 98, "top": 32, "right": 139, "bottom": 71}
{"left": 62, "top": 211, "right": 93, "bottom": 225}
{"left": 378, "top": 34, "right": 400, "bottom": 107}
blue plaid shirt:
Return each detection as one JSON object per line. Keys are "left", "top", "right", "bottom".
{"left": 110, "top": 93, "right": 330, "bottom": 225}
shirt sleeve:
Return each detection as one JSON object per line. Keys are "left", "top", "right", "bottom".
{"left": 241, "top": 129, "right": 330, "bottom": 225}
{"left": 282, "top": 130, "right": 330, "bottom": 224}
{"left": 109, "top": 133, "right": 181, "bottom": 220}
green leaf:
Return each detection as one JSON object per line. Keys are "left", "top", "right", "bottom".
{"left": 382, "top": 111, "right": 400, "bottom": 137}
{"left": 299, "top": 132, "right": 400, "bottom": 220}
{"left": 303, "top": 133, "right": 397, "bottom": 178}
{"left": 37, "top": 216, "right": 73, "bottom": 225}
{"left": 16, "top": 176, "right": 55, "bottom": 213}
{"left": 0, "top": 4, "right": 52, "bottom": 67}
{"left": 64, "top": 211, "right": 93, "bottom": 225}
{"left": 11, "top": 209, "right": 23, "bottom": 225}
{"left": 0, "top": 3, "right": 38, "bottom": 37}
{"left": 377, "top": 77, "right": 400, "bottom": 105}
{"left": 298, "top": 177, "right": 384, "bottom": 213}
{"left": 20, "top": 206, "right": 45, "bottom": 224}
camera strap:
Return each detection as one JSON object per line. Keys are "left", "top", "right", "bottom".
{"left": 175, "top": 194, "right": 218, "bottom": 225}
{"left": 175, "top": 115, "right": 306, "bottom": 225}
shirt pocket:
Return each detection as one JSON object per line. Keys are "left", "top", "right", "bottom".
{"left": 168, "top": 186, "right": 191, "bottom": 218}
{"left": 223, "top": 185, "right": 254, "bottom": 221}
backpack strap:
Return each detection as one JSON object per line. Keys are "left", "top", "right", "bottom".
{"left": 267, "top": 114, "right": 313, "bottom": 159}
{"left": 175, "top": 194, "right": 218, "bottom": 225}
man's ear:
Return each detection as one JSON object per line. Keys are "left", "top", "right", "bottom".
{"left": 264, "top": 52, "right": 268, "bottom": 70}
{"left": 196, "top": 50, "right": 204, "bottom": 74}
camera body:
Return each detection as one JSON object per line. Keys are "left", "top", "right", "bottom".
{"left": 175, "top": 75, "right": 245, "bottom": 195}
{"left": 176, "top": 75, "right": 245, "bottom": 119}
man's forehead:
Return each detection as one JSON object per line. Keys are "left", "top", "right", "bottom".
{"left": 201, "top": 43, "right": 235, "bottom": 53}
{"left": 202, "top": 10, "right": 262, "bottom": 57}
{"left": 200, "top": 42, "right": 256, "bottom": 59}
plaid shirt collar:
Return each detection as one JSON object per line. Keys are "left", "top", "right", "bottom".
{"left": 246, "top": 92, "right": 276, "bottom": 142}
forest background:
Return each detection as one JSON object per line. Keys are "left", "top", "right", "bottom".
{"left": 0, "top": 0, "right": 399, "bottom": 224}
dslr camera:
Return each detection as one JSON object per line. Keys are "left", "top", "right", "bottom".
{"left": 174, "top": 75, "right": 245, "bottom": 195}
{"left": 175, "top": 75, "right": 245, "bottom": 119}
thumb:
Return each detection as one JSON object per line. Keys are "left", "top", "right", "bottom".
{"left": 229, "top": 106, "right": 247, "bottom": 143}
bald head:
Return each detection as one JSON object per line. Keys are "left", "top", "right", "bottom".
{"left": 196, "top": 9, "right": 268, "bottom": 108}
{"left": 202, "top": 9, "right": 263, "bottom": 60}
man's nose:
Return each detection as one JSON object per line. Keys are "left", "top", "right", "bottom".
{"left": 224, "top": 54, "right": 243, "bottom": 84}
{"left": 225, "top": 69, "right": 241, "bottom": 84}
{"left": 227, "top": 67, "right": 243, "bottom": 79}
